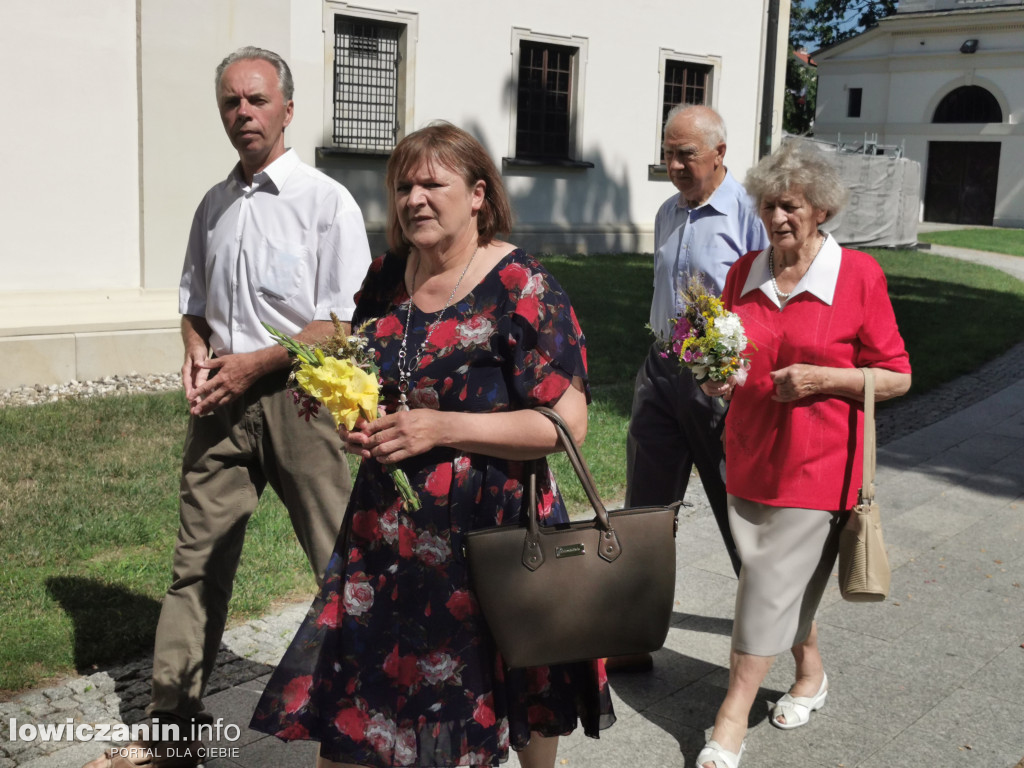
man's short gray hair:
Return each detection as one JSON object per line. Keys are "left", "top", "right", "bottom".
{"left": 663, "top": 102, "right": 729, "bottom": 148}
{"left": 215, "top": 46, "right": 294, "bottom": 101}
{"left": 664, "top": 103, "right": 727, "bottom": 148}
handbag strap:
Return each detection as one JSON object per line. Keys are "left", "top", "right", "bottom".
{"left": 531, "top": 407, "right": 612, "bottom": 532}
{"left": 859, "top": 367, "right": 876, "bottom": 503}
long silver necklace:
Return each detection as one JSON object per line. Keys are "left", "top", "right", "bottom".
{"left": 395, "top": 246, "right": 479, "bottom": 411}
{"left": 768, "top": 234, "right": 826, "bottom": 301}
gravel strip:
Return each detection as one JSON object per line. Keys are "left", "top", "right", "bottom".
{"left": 0, "top": 372, "right": 182, "bottom": 409}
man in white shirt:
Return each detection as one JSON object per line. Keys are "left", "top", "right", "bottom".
{"left": 84, "top": 46, "right": 371, "bottom": 768}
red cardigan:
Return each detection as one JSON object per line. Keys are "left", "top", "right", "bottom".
{"left": 722, "top": 245, "right": 911, "bottom": 511}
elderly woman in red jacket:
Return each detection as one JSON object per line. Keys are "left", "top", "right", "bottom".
{"left": 697, "top": 139, "right": 911, "bottom": 768}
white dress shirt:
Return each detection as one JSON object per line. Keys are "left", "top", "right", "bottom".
{"left": 179, "top": 149, "right": 372, "bottom": 356}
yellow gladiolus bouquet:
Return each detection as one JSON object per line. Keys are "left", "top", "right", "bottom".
{"left": 295, "top": 355, "right": 380, "bottom": 431}
{"left": 263, "top": 314, "right": 420, "bottom": 511}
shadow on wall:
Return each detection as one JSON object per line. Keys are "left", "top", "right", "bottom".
{"left": 467, "top": 98, "right": 642, "bottom": 254}
{"left": 316, "top": 152, "right": 390, "bottom": 256}
{"left": 316, "top": 112, "right": 646, "bottom": 256}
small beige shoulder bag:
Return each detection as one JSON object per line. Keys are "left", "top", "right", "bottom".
{"left": 838, "top": 368, "right": 891, "bottom": 602}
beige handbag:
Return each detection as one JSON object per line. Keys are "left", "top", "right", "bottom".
{"left": 464, "top": 407, "right": 682, "bottom": 668}
{"left": 838, "top": 368, "right": 891, "bottom": 602}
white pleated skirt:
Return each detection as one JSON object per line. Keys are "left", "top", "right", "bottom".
{"left": 728, "top": 494, "right": 844, "bottom": 657}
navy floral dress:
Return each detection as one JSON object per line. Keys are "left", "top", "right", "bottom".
{"left": 250, "top": 248, "right": 615, "bottom": 766}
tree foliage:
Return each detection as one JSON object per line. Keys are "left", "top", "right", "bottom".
{"left": 790, "top": 0, "right": 897, "bottom": 49}
{"left": 783, "top": 0, "right": 897, "bottom": 134}
{"left": 784, "top": 48, "right": 818, "bottom": 135}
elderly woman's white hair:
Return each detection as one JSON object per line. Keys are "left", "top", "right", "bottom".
{"left": 744, "top": 139, "right": 849, "bottom": 223}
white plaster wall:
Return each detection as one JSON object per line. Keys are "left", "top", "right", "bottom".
{"left": 890, "top": 69, "right": 964, "bottom": 123}
{"left": 0, "top": 2, "right": 140, "bottom": 292}
{"left": 819, "top": 65, "right": 1020, "bottom": 130}
{"left": 139, "top": 0, "right": 306, "bottom": 291}
{"left": 839, "top": 32, "right": 893, "bottom": 58}
{"left": 995, "top": 143, "right": 1024, "bottom": 226}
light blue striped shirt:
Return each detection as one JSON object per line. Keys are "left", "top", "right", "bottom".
{"left": 649, "top": 170, "right": 768, "bottom": 339}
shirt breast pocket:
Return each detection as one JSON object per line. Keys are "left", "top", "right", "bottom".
{"left": 257, "top": 239, "right": 311, "bottom": 303}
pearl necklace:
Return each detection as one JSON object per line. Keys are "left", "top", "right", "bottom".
{"left": 395, "top": 246, "right": 479, "bottom": 411}
{"left": 768, "top": 234, "right": 826, "bottom": 301}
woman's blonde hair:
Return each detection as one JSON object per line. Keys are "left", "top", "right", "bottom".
{"left": 385, "top": 122, "right": 513, "bottom": 256}
{"left": 744, "top": 139, "right": 849, "bottom": 222}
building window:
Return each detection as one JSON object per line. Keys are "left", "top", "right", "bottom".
{"left": 933, "top": 85, "right": 1002, "bottom": 123}
{"left": 321, "top": 5, "right": 417, "bottom": 153}
{"left": 662, "top": 60, "right": 712, "bottom": 124}
{"left": 847, "top": 87, "right": 863, "bottom": 118}
{"left": 652, "top": 50, "right": 720, "bottom": 170}
{"left": 516, "top": 42, "right": 574, "bottom": 160}
{"left": 506, "top": 29, "right": 589, "bottom": 166}
{"left": 332, "top": 17, "right": 400, "bottom": 151}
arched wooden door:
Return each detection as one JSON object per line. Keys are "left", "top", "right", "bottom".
{"left": 923, "top": 86, "right": 1002, "bottom": 225}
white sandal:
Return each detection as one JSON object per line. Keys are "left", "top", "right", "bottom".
{"left": 696, "top": 738, "right": 745, "bottom": 768}
{"left": 770, "top": 672, "right": 828, "bottom": 729}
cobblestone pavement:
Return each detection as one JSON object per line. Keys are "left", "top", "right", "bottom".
{"left": 0, "top": 604, "right": 311, "bottom": 767}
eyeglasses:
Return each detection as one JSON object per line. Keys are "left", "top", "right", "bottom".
{"left": 662, "top": 147, "right": 704, "bottom": 163}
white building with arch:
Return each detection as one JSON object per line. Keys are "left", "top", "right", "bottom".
{"left": 811, "top": 0, "right": 1024, "bottom": 228}
{"left": 0, "top": 0, "right": 788, "bottom": 388}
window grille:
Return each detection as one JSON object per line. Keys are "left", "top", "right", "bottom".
{"left": 660, "top": 60, "right": 711, "bottom": 163}
{"left": 515, "top": 42, "right": 575, "bottom": 160}
{"left": 662, "top": 60, "right": 710, "bottom": 125}
{"left": 332, "top": 17, "right": 401, "bottom": 151}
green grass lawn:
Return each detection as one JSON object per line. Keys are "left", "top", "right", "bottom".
{"left": 917, "top": 227, "right": 1024, "bottom": 257}
{"left": 0, "top": 392, "right": 318, "bottom": 695}
{"left": 3, "top": 248, "right": 1024, "bottom": 695}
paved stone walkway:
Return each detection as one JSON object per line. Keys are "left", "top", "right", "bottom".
{"left": 3, "top": 239, "right": 1023, "bottom": 768}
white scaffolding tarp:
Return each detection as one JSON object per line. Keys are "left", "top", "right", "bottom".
{"left": 824, "top": 151, "right": 921, "bottom": 249}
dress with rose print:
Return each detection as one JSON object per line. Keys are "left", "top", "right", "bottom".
{"left": 250, "top": 248, "right": 614, "bottom": 766}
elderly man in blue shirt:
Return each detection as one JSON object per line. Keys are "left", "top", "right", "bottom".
{"left": 611, "top": 105, "right": 767, "bottom": 673}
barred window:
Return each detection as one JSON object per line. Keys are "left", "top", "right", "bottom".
{"left": 514, "top": 41, "right": 577, "bottom": 161}
{"left": 331, "top": 16, "right": 402, "bottom": 152}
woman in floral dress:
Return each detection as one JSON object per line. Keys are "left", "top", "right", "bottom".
{"left": 250, "top": 122, "right": 614, "bottom": 767}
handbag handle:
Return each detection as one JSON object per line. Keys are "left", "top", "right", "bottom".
{"left": 859, "top": 368, "right": 876, "bottom": 503}
{"left": 518, "top": 407, "right": 683, "bottom": 572}
{"left": 533, "top": 407, "right": 612, "bottom": 526}
{"left": 520, "top": 407, "right": 621, "bottom": 570}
